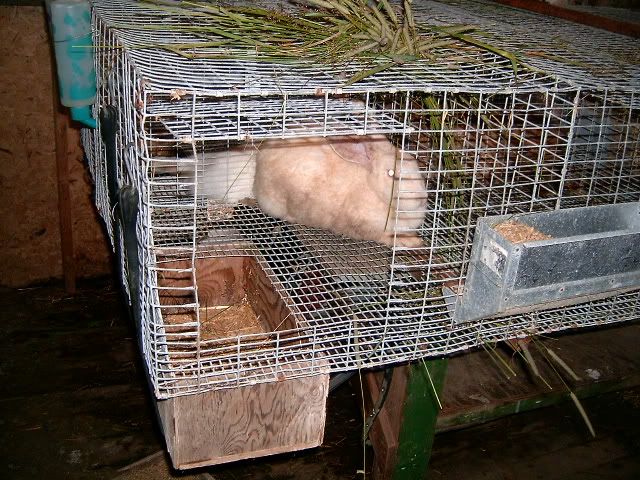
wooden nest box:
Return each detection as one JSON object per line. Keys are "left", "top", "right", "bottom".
{"left": 156, "top": 254, "right": 329, "bottom": 469}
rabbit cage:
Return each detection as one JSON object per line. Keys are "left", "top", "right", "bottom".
{"left": 81, "top": 0, "right": 640, "bottom": 469}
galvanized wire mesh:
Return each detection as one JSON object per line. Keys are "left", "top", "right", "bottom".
{"left": 84, "top": 0, "right": 640, "bottom": 399}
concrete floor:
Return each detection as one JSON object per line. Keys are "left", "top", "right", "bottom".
{"left": 1, "top": 279, "right": 639, "bottom": 479}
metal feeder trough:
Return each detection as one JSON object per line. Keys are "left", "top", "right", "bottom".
{"left": 447, "top": 202, "right": 640, "bottom": 323}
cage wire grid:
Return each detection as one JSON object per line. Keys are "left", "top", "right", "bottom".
{"left": 83, "top": 0, "right": 640, "bottom": 398}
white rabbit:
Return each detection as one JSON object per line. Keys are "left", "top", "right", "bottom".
{"left": 253, "top": 135, "right": 427, "bottom": 248}
{"left": 183, "top": 146, "right": 256, "bottom": 203}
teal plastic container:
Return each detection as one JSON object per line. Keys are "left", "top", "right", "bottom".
{"left": 48, "top": 0, "right": 97, "bottom": 128}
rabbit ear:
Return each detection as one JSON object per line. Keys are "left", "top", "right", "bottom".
{"left": 327, "top": 136, "right": 374, "bottom": 170}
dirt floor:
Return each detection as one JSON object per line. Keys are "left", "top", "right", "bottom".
{"left": 1, "top": 278, "right": 639, "bottom": 480}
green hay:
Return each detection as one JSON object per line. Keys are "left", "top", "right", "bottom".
{"left": 106, "top": 0, "right": 527, "bottom": 85}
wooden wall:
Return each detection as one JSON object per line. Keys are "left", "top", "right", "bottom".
{"left": 0, "top": 5, "right": 111, "bottom": 287}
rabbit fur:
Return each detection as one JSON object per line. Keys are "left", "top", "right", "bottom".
{"left": 253, "top": 135, "right": 426, "bottom": 248}
{"left": 183, "top": 147, "right": 256, "bottom": 203}
{"left": 188, "top": 135, "right": 427, "bottom": 247}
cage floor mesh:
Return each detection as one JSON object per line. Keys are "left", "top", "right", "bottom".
{"left": 147, "top": 200, "right": 640, "bottom": 396}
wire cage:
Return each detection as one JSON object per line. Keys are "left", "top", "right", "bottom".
{"left": 82, "top": 0, "right": 640, "bottom": 399}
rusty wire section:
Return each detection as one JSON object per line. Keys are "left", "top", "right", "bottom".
{"left": 83, "top": 0, "right": 640, "bottom": 398}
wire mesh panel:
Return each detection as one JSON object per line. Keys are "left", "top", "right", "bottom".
{"left": 83, "top": 0, "right": 640, "bottom": 399}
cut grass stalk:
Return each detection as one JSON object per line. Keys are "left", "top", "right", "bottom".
{"left": 421, "top": 358, "right": 443, "bottom": 409}
{"left": 123, "top": 0, "right": 530, "bottom": 85}
{"left": 545, "top": 346, "right": 581, "bottom": 382}
{"left": 480, "top": 338, "right": 518, "bottom": 380}
{"left": 530, "top": 335, "right": 596, "bottom": 438}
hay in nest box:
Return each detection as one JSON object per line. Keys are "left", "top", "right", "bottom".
{"left": 199, "top": 298, "right": 265, "bottom": 340}
{"left": 163, "top": 297, "right": 265, "bottom": 341}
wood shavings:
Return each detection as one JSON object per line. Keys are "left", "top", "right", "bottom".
{"left": 494, "top": 220, "right": 552, "bottom": 243}
{"left": 207, "top": 202, "right": 235, "bottom": 221}
{"left": 170, "top": 88, "right": 187, "bottom": 101}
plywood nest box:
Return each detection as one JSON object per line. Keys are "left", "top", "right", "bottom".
{"left": 156, "top": 254, "right": 329, "bottom": 468}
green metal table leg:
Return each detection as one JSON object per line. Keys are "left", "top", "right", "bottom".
{"left": 392, "top": 359, "right": 448, "bottom": 480}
